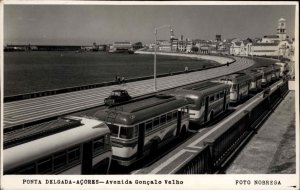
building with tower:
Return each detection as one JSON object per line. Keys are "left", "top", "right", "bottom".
{"left": 170, "top": 29, "right": 179, "bottom": 52}
{"left": 277, "top": 18, "right": 287, "bottom": 41}
{"left": 216, "top": 35, "right": 222, "bottom": 42}
{"left": 230, "top": 18, "right": 294, "bottom": 59}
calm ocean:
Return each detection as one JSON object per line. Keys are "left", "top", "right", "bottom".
{"left": 4, "top": 51, "right": 218, "bottom": 96}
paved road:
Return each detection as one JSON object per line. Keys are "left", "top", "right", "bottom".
{"left": 3, "top": 57, "right": 254, "bottom": 129}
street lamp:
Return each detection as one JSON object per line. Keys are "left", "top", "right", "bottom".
{"left": 154, "top": 25, "right": 171, "bottom": 92}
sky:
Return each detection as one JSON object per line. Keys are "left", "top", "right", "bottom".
{"left": 4, "top": 4, "right": 296, "bottom": 45}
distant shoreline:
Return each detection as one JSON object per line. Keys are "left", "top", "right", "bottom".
{"left": 135, "top": 50, "right": 235, "bottom": 65}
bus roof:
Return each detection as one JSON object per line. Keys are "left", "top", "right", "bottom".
{"left": 172, "top": 82, "right": 230, "bottom": 100}
{"left": 272, "top": 65, "right": 281, "bottom": 71}
{"left": 4, "top": 116, "right": 109, "bottom": 172}
{"left": 183, "top": 81, "right": 229, "bottom": 91}
{"left": 252, "top": 66, "right": 274, "bottom": 74}
{"left": 4, "top": 117, "right": 82, "bottom": 148}
{"left": 243, "top": 70, "right": 263, "bottom": 80}
{"left": 94, "top": 95, "right": 189, "bottom": 125}
{"left": 218, "top": 72, "right": 252, "bottom": 83}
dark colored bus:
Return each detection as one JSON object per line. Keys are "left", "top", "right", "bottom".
{"left": 94, "top": 95, "right": 189, "bottom": 166}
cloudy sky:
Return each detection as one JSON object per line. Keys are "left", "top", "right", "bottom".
{"left": 4, "top": 3, "right": 296, "bottom": 45}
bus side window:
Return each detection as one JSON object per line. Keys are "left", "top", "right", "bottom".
{"left": 68, "top": 146, "right": 80, "bottom": 164}
{"left": 220, "top": 91, "right": 224, "bottom": 98}
{"left": 232, "top": 84, "right": 237, "bottom": 90}
{"left": 172, "top": 111, "right": 177, "bottom": 120}
{"left": 146, "top": 120, "right": 152, "bottom": 132}
{"left": 209, "top": 95, "right": 214, "bottom": 103}
{"left": 16, "top": 163, "right": 36, "bottom": 174}
{"left": 93, "top": 137, "right": 104, "bottom": 155}
{"left": 160, "top": 115, "right": 166, "bottom": 125}
{"left": 53, "top": 151, "right": 67, "bottom": 170}
{"left": 167, "top": 112, "right": 172, "bottom": 122}
{"left": 37, "top": 157, "right": 52, "bottom": 174}
{"left": 153, "top": 117, "right": 160, "bottom": 128}
{"left": 216, "top": 93, "right": 220, "bottom": 100}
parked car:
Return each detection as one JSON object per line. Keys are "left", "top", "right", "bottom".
{"left": 104, "top": 89, "right": 132, "bottom": 106}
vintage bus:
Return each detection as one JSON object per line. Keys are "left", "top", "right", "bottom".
{"left": 170, "top": 81, "right": 230, "bottom": 125}
{"left": 215, "top": 73, "right": 251, "bottom": 103}
{"left": 94, "top": 94, "right": 189, "bottom": 166}
{"left": 275, "top": 62, "right": 288, "bottom": 77}
{"left": 4, "top": 116, "right": 112, "bottom": 174}
{"left": 271, "top": 65, "right": 281, "bottom": 81}
{"left": 252, "top": 66, "right": 274, "bottom": 86}
{"left": 244, "top": 70, "right": 263, "bottom": 92}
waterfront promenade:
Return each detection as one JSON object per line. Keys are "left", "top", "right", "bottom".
{"left": 3, "top": 56, "right": 254, "bottom": 129}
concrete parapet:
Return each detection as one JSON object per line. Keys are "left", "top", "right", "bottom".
{"left": 288, "top": 80, "right": 295, "bottom": 90}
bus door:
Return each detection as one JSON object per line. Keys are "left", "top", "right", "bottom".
{"left": 223, "top": 90, "right": 227, "bottom": 111}
{"left": 176, "top": 110, "right": 182, "bottom": 136}
{"left": 81, "top": 141, "right": 93, "bottom": 174}
{"left": 137, "top": 123, "right": 145, "bottom": 158}
{"left": 204, "top": 96, "right": 209, "bottom": 122}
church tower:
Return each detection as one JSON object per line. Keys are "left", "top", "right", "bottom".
{"left": 277, "top": 18, "right": 287, "bottom": 41}
{"left": 170, "top": 29, "right": 175, "bottom": 40}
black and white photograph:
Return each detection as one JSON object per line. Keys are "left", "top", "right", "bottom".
{"left": 0, "top": 1, "right": 299, "bottom": 190}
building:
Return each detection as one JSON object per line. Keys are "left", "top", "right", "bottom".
{"left": 185, "top": 39, "right": 194, "bottom": 53}
{"left": 109, "top": 42, "right": 133, "bottom": 53}
{"left": 216, "top": 35, "right": 222, "bottom": 42}
{"left": 230, "top": 39, "right": 252, "bottom": 56}
{"left": 170, "top": 30, "right": 179, "bottom": 52}
{"left": 157, "top": 40, "right": 172, "bottom": 52}
{"left": 230, "top": 18, "right": 293, "bottom": 59}
{"left": 199, "top": 44, "right": 211, "bottom": 54}
{"left": 178, "top": 35, "right": 187, "bottom": 52}
{"left": 277, "top": 18, "right": 287, "bottom": 41}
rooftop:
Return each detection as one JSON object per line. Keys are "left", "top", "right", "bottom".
{"left": 184, "top": 81, "right": 224, "bottom": 91}
{"left": 111, "top": 95, "right": 177, "bottom": 113}
{"left": 252, "top": 42, "right": 279, "bottom": 46}
{"left": 263, "top": 35, "right": 279, "bottom": 38}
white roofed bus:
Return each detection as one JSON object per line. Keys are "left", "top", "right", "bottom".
{"left": 214, "top": 73, "right": 252, "bottom": 103}
{"left": 4, "top": 116, "right": 112, "bottom": 174}
{"left": 169, "top": 81, "right": 230, "bottom": 125}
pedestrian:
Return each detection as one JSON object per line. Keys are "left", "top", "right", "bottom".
{"left": 115, "top": 75, "right": 121, "bottom": 84}
{"left": 121, "top": 76, "right": 126, "bottom": 84}
{"left": 185, "top": 66, "right": 189, "bottom": 73}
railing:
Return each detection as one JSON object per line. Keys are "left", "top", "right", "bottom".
{"left": 175, "top": 145, "right": 212, "bottom": 174}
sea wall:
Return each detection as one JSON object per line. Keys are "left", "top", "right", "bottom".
{"left": 135, "top": 51, "right": 234, "bottom": 65}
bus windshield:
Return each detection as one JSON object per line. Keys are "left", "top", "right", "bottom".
{"left": 107, "top": 124, "right": 119, "bottom": 137}
{"left": 120, "top": 127, "right": 134, "bottom": 139}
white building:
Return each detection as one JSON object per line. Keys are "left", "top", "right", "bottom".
{"left": 230, "top": 39, "right": 252, "bottom": 56}
{"left": 230, "top": 18, "right": 293, "bottom": 59}
{"left": 109, "top": 42, "right": 133, "bottom": 53}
